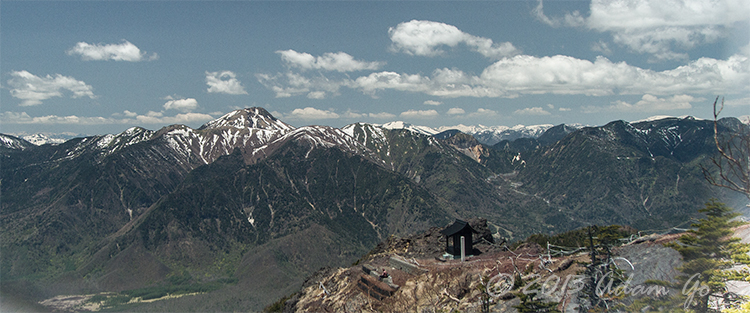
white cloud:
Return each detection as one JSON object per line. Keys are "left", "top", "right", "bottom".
{"left": 206, "top": 71, "right": 248, "bottom": 95}
{"left": 514, "top": 107, "right": 551, "bottom": 115}
{"left": 532, "top": 0, "right": 585, "bottom": 28}
{"left": 67, "top": 40, "right": 157, "bottom": 62}
{"left": 7, "top": 70, "right": 96, "bottom": 106}
{"left": 547, "top": 103, "right": 571, "bottom": 111}
{"left": 354, "top": 69, "right": 502, "bottom": 98}
{"left": 368, "top": 112, "right": 397, "bottom": 119}
{"left": 388, "top": 20, "right": 519, "bottom": 59}
{"left": 261, "top": 53, "right": 749, "bottom": 100}
{"left": 342, "top": 110, "right": 364, "bottom": 119}
{"left": 135, "top": 112, "right": 214, "bottom": 125}
{"left": 468, "top": 108, "right": 498, "bottom": 117}
{"left": 340, "top": 110, "right": 399, "bottom": 120}
{"left": 478, "top": 54, "right": 750, "bottom": 97}
{"left": 423, "top": 100, "right": 443, "bottom": 106}
{"left": 0, "top": 111, "right": 108, "bottom": 124}
{"left": 256, "top": 72, "right": 346, "bottom": 98}
{"left": 447, "top": 107, "right": 465, "bottom": 115}
{"left": 400, "top": 109, "right": 439, "bottom": 119}
{"left": 591, "top": 40, "right": 612, "bottom": 55}
{"left": 307, "top": 91, "right": 326, "bottom": 99}
{"left": 1, "top": 111, "right": 214, "bottom": 125}
{"left": 354, "top": 71, "right": 430, "bottom": 96}
{"left": 536, "top": 0, "right": 750, "bottom": 61}
{"left": 725, "top": 96, "right": 750, "bottom": 106}
{"left": 587, "top": 0, "right": 749, "bottom": 30}
{"left": 742, "top": 42, "right": 750, "bottom": 56}
{"left": 163, "top": 97, "right": 199, "bottom": 112}
{"left": 584, "top": 94, "right": 698, "bottom": 112}
{"left": 286, "top": 107, "right": 340, "bottom": 120}
{"left": 277, "top": 50, "right": 384, "bottom": 72}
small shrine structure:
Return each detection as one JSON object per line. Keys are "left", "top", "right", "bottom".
{"left": 440, "top": 219, "right": 477, "bottom": 258}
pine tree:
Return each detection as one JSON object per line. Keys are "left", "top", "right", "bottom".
{"left": 666, "top": 199, "right": 749, "bottom": 313}
{"left": 513, "top": 290, "right": 561, "bottom": 313}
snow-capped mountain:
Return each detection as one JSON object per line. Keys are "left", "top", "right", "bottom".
{"left": 631, "top": 115, "right": 705, "bottom": 124}
{"left": 5, "top": 107, "right": 748, "bottom": 313}
{"left": 4, "top": 132, "right": 81, "bottom": 146}
{"left": 377, "top": 121, "right": 558, "bottom": 145}
{"left": 377, "top": 121, "right": 440, "bottom": 136}
{"left": 436, "top": 124, "right": 556, "bottom": 145}
{"left": 198, "top": 107, "right": 294, "bottom": 132}
{"left": 0, "top": 134, "right": 35, "bottom": 150}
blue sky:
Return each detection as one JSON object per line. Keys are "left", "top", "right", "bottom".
{"left": 2, "top": 0, "right": 749, "bottom": 136}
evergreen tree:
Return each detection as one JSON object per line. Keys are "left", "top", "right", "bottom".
{"left": 666, "top": 199, "right": 749, "bottom": 313}
{"left": 513, "top": 289, "right": 561, "bottom": 313}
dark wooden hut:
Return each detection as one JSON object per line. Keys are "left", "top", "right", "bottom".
{"left": 440, "top": 219, "right": 477, "bottom": 257}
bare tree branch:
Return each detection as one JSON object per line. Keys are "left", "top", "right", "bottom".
{"left": 702, "top": 96, "right": 750, "bottom": 199}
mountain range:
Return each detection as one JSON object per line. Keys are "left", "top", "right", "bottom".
{"left": 1, "top": 107, "right": 746, "bottom": 312}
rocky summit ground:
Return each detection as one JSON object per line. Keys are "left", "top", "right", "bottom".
{"left": 277, "top": 219, "right": 690, "bottom": 313}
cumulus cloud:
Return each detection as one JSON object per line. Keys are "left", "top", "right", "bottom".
{"left": 591, "top": 40, "right": 612, "bottom": 55}
{"left": 548, "top": 104, "right": 572, "bottom": 112}
{"left": 447, "top": 107, "right": 466, "bottom": 115}
{"left": 354, "top": 69, "right": 503, "bottom": 98}
{"left": 423, "top": 100, "right": 443, "bottom": 106}
{"left": 532, "top": 0, "right": 585, "bottom": 28}
{"left": 725, "top": 96, "right": 750, "bottom": 107}
{"left": 389, "top": 20, "right": 519, "bottom": 59}
{"left": 67, "top": 40, "right": 157, "bottom": 62}
{"left": 400, "top": 109, "right": 439, "bottom": 119}
{"left": 514, "top": 107, "right": 551, "bottom": 115}
{"left": 339, "top": 110, "right": 396, "bottom": 120}
{"left": 584, "top": 94, "right": 698, "bottom": 112}
{"left": 206, "top": 71, "right": 248, "bottom": 95}
{"left": 135, "top": 112, "right": 214, "bottom": 125}
{"left": 260, "top": 53, "right": 749, "bottom": 100}
{"left": 286, "top": 107, "right": 340, "bottom": 120}
{"left": 277, "top": 50, "right": 384, "bottom": 72}
{"left": 7, "top": 70, "right": 96, "bottom": 106}
{"left": 468, "top": 108, "right": 499, "bottom": 118}
{"left": 478, "top": 54, "right": 750, "bottom": 97}
{"left": 536, "top": 0, "right": 750, "bottom": 61}
{"left": 1, "top": 110, "right": 213, "bottom": 125}
{"left": 354, "top": 71, "right": 431, "bottom": 96}
{"left": 163, "top": 97, "right": 199, "bottom": 112}
{"left": 307, "top": 91, "right": 326, "bottom": 99}
{"left": 368, "top": 112, "right": 397, "bottom": 119}
{"left": 341, "top": 110, "right": 365, "bottom": 119}
{"left": 742, "top": 42, "right": 750, "bottom": 56}
{"left": 256, "top": 72, "right": 347, "bottom": 99}
{"left": 356, "top": 54, "right": 749, "bottom": 98}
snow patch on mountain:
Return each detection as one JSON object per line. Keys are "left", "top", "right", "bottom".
{"left": 376, "top": 121, "right": 556, "bottom": 145}
{"left": 9, "top": 132, "right": 83, "bottom": 146}
{"left": 0, "top": 134, "right": 33, "bottom": 150}
{"left": 439, "top": 124, "right": 554, "bottom": 145}
{"left": 738, "top": 115, "right": 750, "bottom": 125}
{"left": 631, "top": 115, "right": 704, "bottom": 124}
{"left": 377, "top": 121, "right": 439, "bottom": 136}
{"left": 200, "top": 107, "right": 294, "bottom": 132}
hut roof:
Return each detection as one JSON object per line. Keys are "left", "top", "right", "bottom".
{"left": 440, "top": 219, "right": 478, "bottom": 237}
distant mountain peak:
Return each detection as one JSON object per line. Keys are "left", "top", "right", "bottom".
{"left": 0, "top": 133, "right": 34, "bottom": 150}
{"left": 377, "top": 121, "right": 439, "bottom": 136}
{"left": 199, "top": 107, "right": 294, "bottom": 132}
{"left": 631, "top": 115, "right": 703, "bottom": 124}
